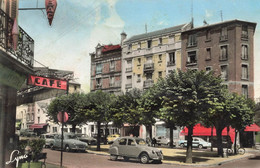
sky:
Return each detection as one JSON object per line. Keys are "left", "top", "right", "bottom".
{"left": 18, "top": 0, "right": 260, "bottom": 98}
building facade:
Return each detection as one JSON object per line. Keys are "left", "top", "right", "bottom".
{"left": 90, "top": 42, "right": 122, "bottom": 95}
{"left": 0, "top": 1, "right": 35, "bottom": 167}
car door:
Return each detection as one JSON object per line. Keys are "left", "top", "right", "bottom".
{"left": 126, "top": 138, "right": 139, "bottom": 158}
{"left": 118, "top": 138, "right": 127, "bottom": 156}
{"left": 54, "top": 135, "right": 62, "bottom": 148}
{"left": 192, "top": 138, "right": 199, "bottom": 147}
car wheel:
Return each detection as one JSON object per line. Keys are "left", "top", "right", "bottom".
{"left": 180, "top": 143, "right": 184, "bottom": 148}
{"left": 140, "top": 153, "right": 149, "bottom": 164}
{"left": 110, "top": 155, "right": 118, "bottom": 161}
{"left": 198, "top": 144, "right": 203, "bottom": 149}
{"left": 65, "top": 145, "right": 70, "bottom": 152}
{"left": 123, "top": 156, "right": 129, "bottom": 161}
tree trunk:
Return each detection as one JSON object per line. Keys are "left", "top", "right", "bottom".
{"left": 234, "top": 129, "right": 238, "bottom": 154}
{"left": 216, "top": 127, "right": 224, "bottom": 157}
{"left": 97, "top": 121, "right": 101, "bottom": 151}
{"left": 185, "top": 126, "right": 193, "bottom": 163}
{"left": 148, "top": 125, "right": 152, "bottom": 138}
{"left": 210, "top": 126, "right": 213, "bottom": 152}
{"left": 71, "top": 124, "right": 76, "bottom": 133}
{"left": 169, "top": 125, "right": 174, "bottom": 148}
{"left": 104, "top": 123, "right": 108, "bottom": 145}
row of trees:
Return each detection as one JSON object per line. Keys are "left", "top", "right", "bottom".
{"left": 47, "top": 69, "right": 256, "bottom": 163}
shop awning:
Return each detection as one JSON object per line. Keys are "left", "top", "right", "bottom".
{"left": 244, "top": 124, "right": 260, "bottom": 132}
{"left": 29, "top": 124, "right": 48, "bottom": 129}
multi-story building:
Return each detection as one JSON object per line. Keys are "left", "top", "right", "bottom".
{"left": 121, "top": 23, "right": 192, "bottom": 92}
{"left": 0, "top": 1, "right": 35, "bottom": 167}
{"left": 181, "top": 20, "right": 256, "bottom": 99}
{"left": 90, "top": 38, "right": 123, "bottom": 95}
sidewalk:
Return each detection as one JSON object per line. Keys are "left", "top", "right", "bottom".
{"left": 86, "top": 145, "right": 259, "bottom": 166}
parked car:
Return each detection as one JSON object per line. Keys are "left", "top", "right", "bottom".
{"left": 76, "top": 134, "right": 97, "bottom": 145}
{"left": 109, "top": 136, "right": 163, "bottom": 164}
{"left": 52, "top": 133, "right": 88, "bottom": 152}
{"left": 155, "top": 136, "right": 172, "bottom": 146}
{"left": 107, "top": 134, "right": 120, "bottom": 144}
{"left": 40, "top": 133, "right": 56, "bottom": 148}
{"left": 19, "top": 129, "right": 37, "bottom": 137}
{"left": 178, "top": 137, "right": 211, "bottom": 149}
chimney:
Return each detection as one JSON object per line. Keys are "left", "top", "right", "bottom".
{"left": 120, "top": 31, "right": 127, "bottom": 45}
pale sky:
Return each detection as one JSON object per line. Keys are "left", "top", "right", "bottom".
{"left": 18, "top": 0, "right": 260, "bottom": 98}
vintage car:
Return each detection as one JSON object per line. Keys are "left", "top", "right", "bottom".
{"left": 107, "top": 134, "right": 120, "bottom": 144}
{"left": 178, "top": 137, "right": 211, "bottom": 149}
{"left": 76, "top": 134, "right": 97, "bottom": 145}
{"left": 19, "top": 129, "right": 37, "bottom": 137}
{"left": 52, "top": 133, "right": 88, "bottom": 152}
{"left": 154, "top": 136, "right": 172, "bottom": 146}
{"left": 109, "top": 136, "right": 163, "bottom": 164}
{"left": 40, "top": 133, "right": 56, "bottom": 148}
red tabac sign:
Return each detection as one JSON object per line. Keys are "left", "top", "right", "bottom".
{"left": 28, "top": 75, "right": 68, "bottom": 90}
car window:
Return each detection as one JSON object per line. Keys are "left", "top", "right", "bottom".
{"left": 119, "top": 138, "right": 127, "bottom": 145}
{"left": 67, "top": 135, "right": 77, "bottom": 139}
{"left": 194, "top": 139, "right": 198, "bottom": 141}
{"left": 136, "top": 139, "right": 147, "bottom": 145}
{"left": 127, "top": 139, "right": 135, "bottom": 146}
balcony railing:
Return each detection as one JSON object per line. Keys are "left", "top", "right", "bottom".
{"left": 143, "top": 79, "right": 154, "bottom": 88}
{"left": 167, "top": 61, "right": 175, "bottom": 66}
{"left": 125, "top": 83, "right": 132, "bottom": 89}
{"left": 0, "top": 8, "right": 34, "bottom": 68}
{"left": 126, "top": 67, "right": 132, "bottom": 72}
{"left": 144, "top": 63, "right": 154, "bottom": 72}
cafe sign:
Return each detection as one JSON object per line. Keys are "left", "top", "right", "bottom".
{"left": 27, "top": 75, "right": 68, "bottom": 90}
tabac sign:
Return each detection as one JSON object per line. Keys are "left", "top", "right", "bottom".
{"left": 27, "top": 75, "right": 68, "bottom": 90}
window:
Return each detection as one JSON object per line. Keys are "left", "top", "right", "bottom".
{"left": 128, "top": 44, "right": 132, "bottom": 51}
{"left": 206, "top": 30, "right": 211, "bottom": 40}
{"left": 158, "top": 54, "right": 162, "bottom": 61}
{"left": 96, "top": 63, "right": 102, "bottom": 74}
{"left": 220, "top": 65, "right": 228, "bottom": 80}
{"left": 97, "top": 49, "right": 101, "bottom": 57}
{"left": 96, "top": 78, "right": 102, "bottom": 88}
{"left": 158, "top": 71, "right": 162, "bottom": 78}
{"left": 31, "top": 113, "right": 34, "bottom": 121}
{"left": 242, "top": 25, "right": 248, "bottom": 39}
{"left": 241, "top": 45, "right": 248, "bottom": 60}
{"left": 242, "top": 85, "right": 248, "bottom": 98}
{"left": 137, "top": 58, "right": 141, "bottom": 65}
{"left": 206, "top": 67, "right": 212, "bottom": 73}
{"left": 119, "top": 138, "right": 127, "bottom": 145}
{"left": 206, "top": 48, "right": 211, "bottom": 60}
{"left": 74, "top": 86, "right": 77, "bottom": 91}
{"left": 146, "top": 73, "right": 152, "bottom": 80}
{"left": 38, "top": 117, "right": 40, "bottom": 124}
{"left": 187, "top": 51, "right": 197, "bottom": 64}
{"left": 242, "top": 64, "right": 248, "bottom": 80}
{"left": 137, "top": 74, "right": 141, "bottom": 83}
{"left": 168, "top": 52, "right": 175, "bottom": 65}
{"left": 137, "top": 42, "right": 141, "bottom": 49}
{"left": 110, "top": 76, "right": 115, "bottom": 86}
{"left": 110, "top": 60, "right": 115, "bottom": 71}
{"left": 146, "top": 56, "right": 152, "bottom": 63}
{"left": 220, "top": 27, "right": 228, "bottom": 41}
{"left": 188, "top": 34, "right": 197, "bottom": 47}
{"left": 220, "top": 45, "right": 228, "bottom": 60}
{"left": 147, "top": 40, "right": 152, "bottom": 48}
{"left": 128, "top": 139, "right": 135, "bottom": 146}
{"left": 53, "top": 127, "right": 57, "bottom": 133}
{"left": 38, "top": 109, "right": 40, "bottom": 113}
{"left": 169, "top": 35, "right": 175, "bottom": 43}
{"left": 158, "top": 37, "right": 162, "bottom": 45}
{"left": 126, "top": 59, "right": 132, "bottom": 72}
{"left": 26, "top": 113, "right": 30, "bottom": 121}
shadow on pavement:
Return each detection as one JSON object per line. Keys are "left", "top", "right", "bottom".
{"left": 163, "top": 155, "right": 211, "bottom": 163}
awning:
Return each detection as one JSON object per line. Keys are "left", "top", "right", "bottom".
{"left": 244, "top": 124, "right": 260, "bottom": 132}
{"left": 29, "top": 124, "right": 48, "bottom": 129}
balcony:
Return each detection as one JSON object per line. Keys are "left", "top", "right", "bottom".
{"left": 167, "top": 61, "right": 175, "bottom": 67}
{"left": 0, "top": 8, "right": 34, "bottom": 68}
{"left": 143, "top": 63, "right": 154, "bottom": 72}
{"left": 143, "top": 79, "right": 154, "bottom": 88}
{"left": 219, "top": 35, "right": 228, "bottom": 42}
{"left": 126, "top": 67, "right": 132, "bottom": 72}
{"left": 125, "top": 83, "right": 132, "bottom": 89}
{"left": 109, "top": 66, "right": 115, "bottom": 72}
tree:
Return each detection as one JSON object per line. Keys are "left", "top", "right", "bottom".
{"left": 110, "top": 88, "right": 142, "bottom": 130}
{"left": 161, "top": 69, "right": 223, "bottom": 163}
{"left": 83, "top": 90, "right": 114, "bottom": 151}
{"left": 254, "top": 103, "right": 260, "bottom": 126}
{"left": 47, "top": 93, "right": 86, "bottom": 133}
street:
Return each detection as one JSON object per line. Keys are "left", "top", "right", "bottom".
{"left": 43, "top": 149, "right": 260, "bottom": 168}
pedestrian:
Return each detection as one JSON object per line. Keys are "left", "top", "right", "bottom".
{"left": 152, "top": 137, "right": 157, "bottom": 147}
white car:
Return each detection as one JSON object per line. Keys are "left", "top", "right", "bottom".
{"left": 155, "top": 136, "right": 171, "bottom": 146}
{"left": 40, "top": 133, "right": 56, "bottom": 148}
{"left": 178, "top": 137, "right": 211, "bottom": 149}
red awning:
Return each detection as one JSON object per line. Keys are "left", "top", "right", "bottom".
{"left": 244, "top": 124, "right": 260, "bottom": 132}
{"left": 29, "top": 124, "right": 48, "bottom": 129}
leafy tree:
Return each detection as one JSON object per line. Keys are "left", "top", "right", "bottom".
{"left": 161, "top": 69, "right": 223, "bottom": 163}
{"left": 83, "top": 90, "right": 114, "bottom": 151}
{"left": 47, "top": 93, "right": 86, "bottom": 132}
{"left": 254, "top": 103, "right": 260, "bottom": 126}
{"left": 110, "top": 88, "right": 142, "bottom": 130}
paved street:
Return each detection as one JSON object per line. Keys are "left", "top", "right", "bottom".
{"left": 43, "top": 148, "right": 260, "bottom": 168}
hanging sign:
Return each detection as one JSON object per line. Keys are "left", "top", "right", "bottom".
{"left": 45, "top": 0, "right": 57, "bottom": 26}
{"left": 27, "top": 75, "right": 68, "bottom": 90}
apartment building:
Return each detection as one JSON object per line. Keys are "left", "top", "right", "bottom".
{"left": 181, "top": 20, "right": 256, "bottom": 99}
{"left": 90, "top": 41, "right": 123, "bottom": 95}
{"left": 121, "top": 23, "right": 192, "bottom": 92}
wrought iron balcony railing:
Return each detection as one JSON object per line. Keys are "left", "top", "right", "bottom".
{"left": 0, "top": 8, "right": 34, "bottom": 68}
{"left": 143, "top": 79, "right": 154, "bottom": 88}
{"left": 144, "top": 63, "right": 154, "bottom": 72}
